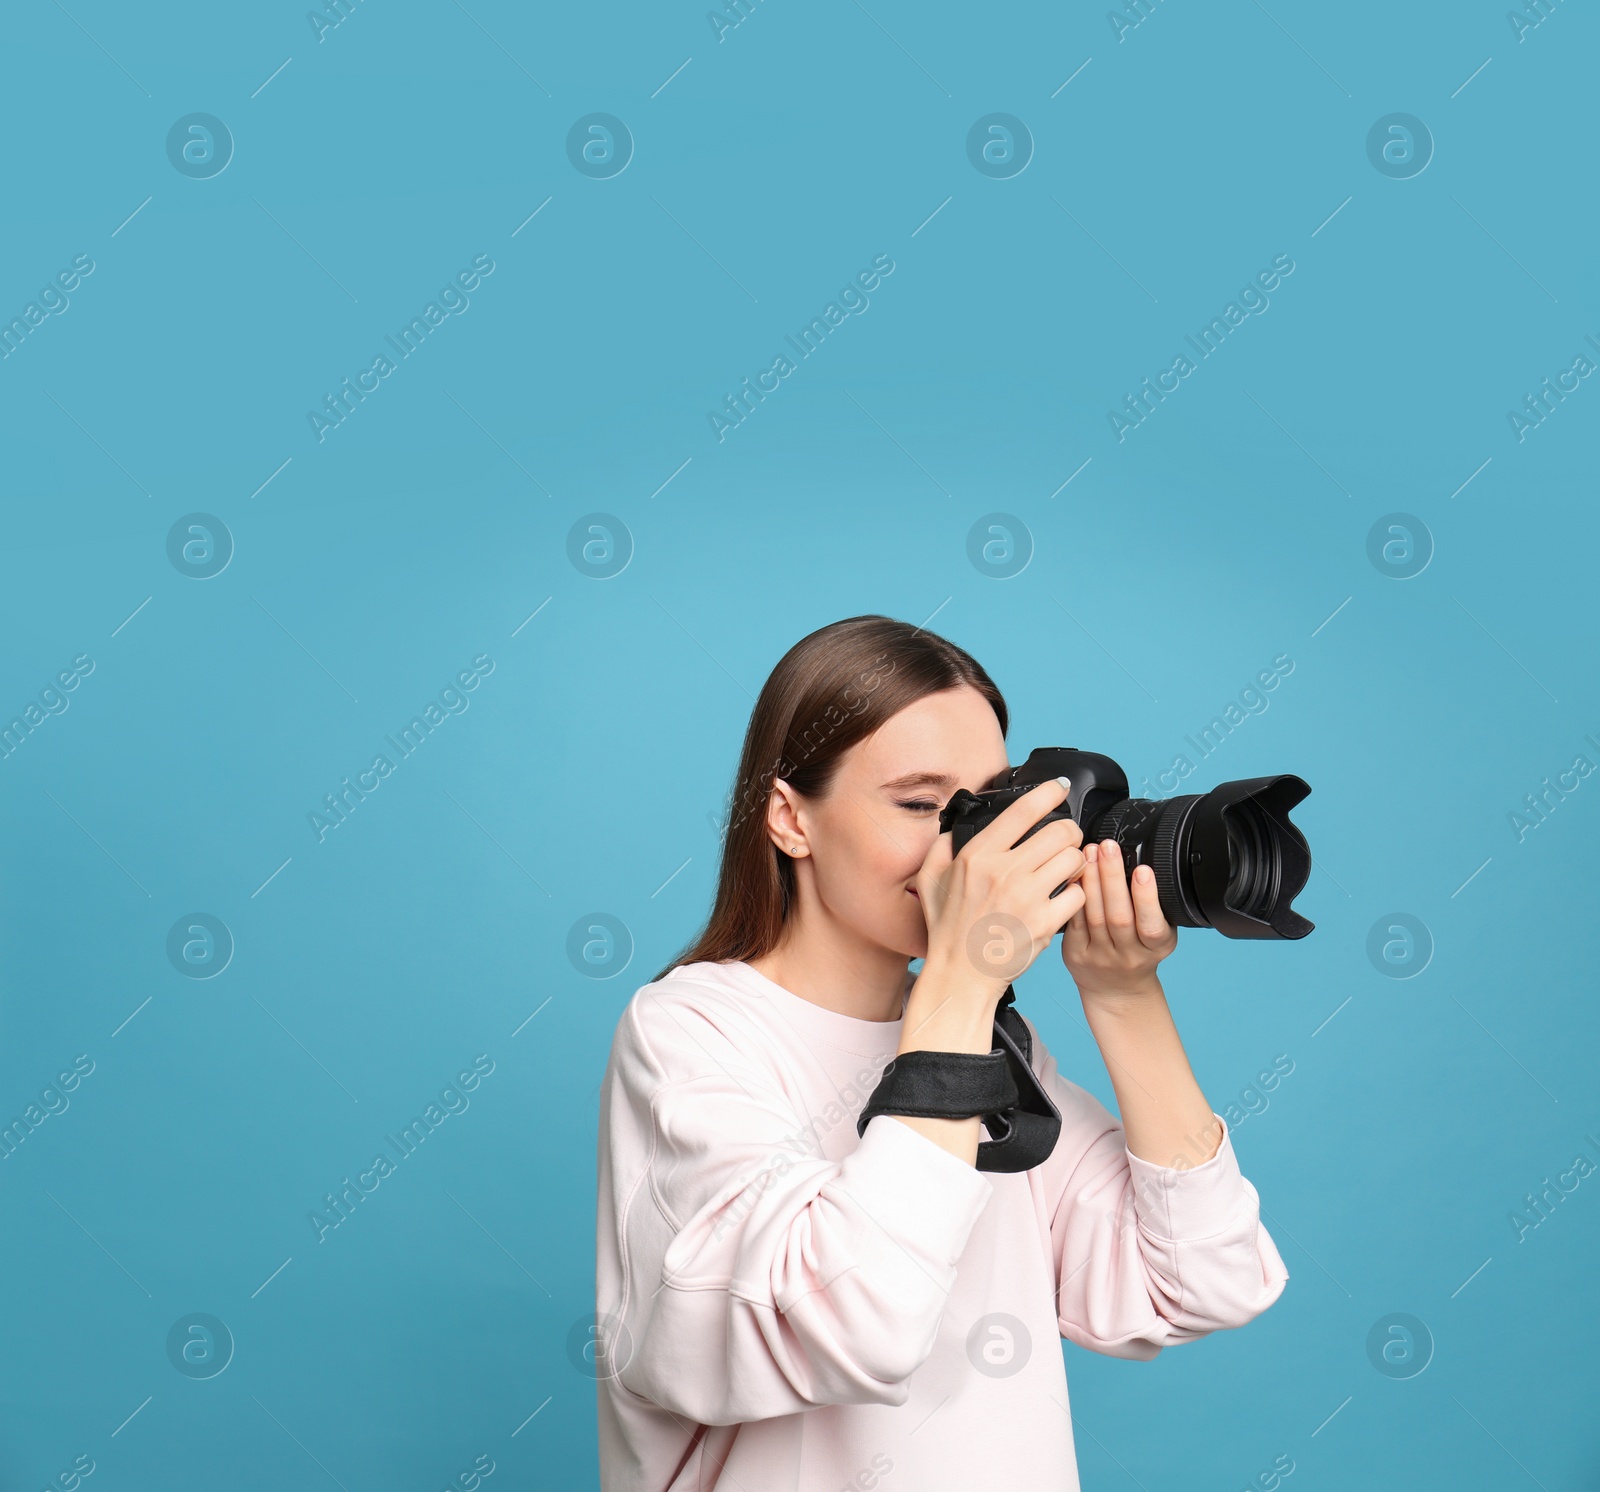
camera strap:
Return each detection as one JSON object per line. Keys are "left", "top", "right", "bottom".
{"left": 855, "top": 986, "right": 1062, "bottom": 1173}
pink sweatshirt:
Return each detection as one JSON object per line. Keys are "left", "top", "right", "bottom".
{"left": 594, "top": 959, "right": 1289, "bottom": 1491}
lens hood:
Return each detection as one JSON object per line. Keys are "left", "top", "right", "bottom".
{"left": 1187, "top": 775, "right": 1314, "bottom": 939}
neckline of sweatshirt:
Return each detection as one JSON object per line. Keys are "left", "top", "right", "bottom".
{"left": 676, "top": 957, "right": 912, "bottom": 1059}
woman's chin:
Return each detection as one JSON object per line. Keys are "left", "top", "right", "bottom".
{"left": 873, "top": 927, "right": 926, "bottom": 962}
{"left": 898, "top": 925, "right": 929, "bottom": 962}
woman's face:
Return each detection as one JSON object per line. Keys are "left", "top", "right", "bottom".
{"left": 771, "top": 685, "right": 1010, "bottom": 960}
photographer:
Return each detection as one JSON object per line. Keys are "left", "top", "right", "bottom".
{"left": 595, "top": 614, "right": 1288, "bottom": 1491}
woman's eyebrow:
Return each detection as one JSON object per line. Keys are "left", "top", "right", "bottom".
{"left": 879, "top": 771, "right": 957, "bottom": 791}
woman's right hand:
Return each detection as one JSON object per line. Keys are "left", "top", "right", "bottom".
{"left": 910, "top": 776, "right": 1089, "bottom": 1030}
{"left": 891, "top": 776, "right": 1087, "bottom": 1163}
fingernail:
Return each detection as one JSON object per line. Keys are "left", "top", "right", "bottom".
{"left": 1055, "top": 776, "right": 1071, "bottom": 791}
{"left": 1136, "top": 865, "right": 1152, "bottom": 883}
{"left": 1105, "top": 839, "right": 1120, "bottom": 856}
{"left": 1085, "top": 844, "right": 1098, "bottom": 862}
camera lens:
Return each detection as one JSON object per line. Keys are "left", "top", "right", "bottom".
{"left": 1083, "top": 778, "right": 1313, "bottom": 940}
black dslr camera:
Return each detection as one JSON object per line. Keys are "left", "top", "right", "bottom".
{"left": 855, "top": 749, "right": 1315, "bottom": 1174}
{"left": 939, "top": 747, "right": 1314, "bottom": 940}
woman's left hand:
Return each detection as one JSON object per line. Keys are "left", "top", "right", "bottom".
{"left": 1061, "top": 840, "right": 1178, "bottom": 1002}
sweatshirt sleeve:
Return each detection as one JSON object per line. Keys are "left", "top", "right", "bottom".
{"left": 1020, "top": 1016, "right": 1290, "bottom": 1360}
{"left": 604, "top": 987, "right": 994, "bottom": 1427}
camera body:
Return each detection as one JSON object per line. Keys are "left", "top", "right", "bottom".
{"left": 939, "top": 747, "right": 1314, "bottom": 940}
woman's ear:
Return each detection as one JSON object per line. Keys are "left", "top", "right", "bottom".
{"left": 767, "top": 777, "right": 809, "bottom": 859}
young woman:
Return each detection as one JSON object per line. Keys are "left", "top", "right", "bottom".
{"left": 594, "top": 615, "right": 1288, "bottom": 1491}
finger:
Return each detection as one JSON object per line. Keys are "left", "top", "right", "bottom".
{"left": 1031, "top": 845, "right": 1088, "bottom": 912}
{"left": 1020, "top": 815, "right": 1084, "bottom": 873}
{"left": 1097, "top": 840, "right": 1137, "bottom": 946}
{"left": 1080, "top": 842, "right": 1107, "bottom": 933}
{"left": 1061, "top": 899, "right": 1090, "bottom": 960}
{"left": 1046, "top": 882, "right": 1087, "bottom": 936}
{"left": 968, "top": 775, "right": 1072, "bottom": 856}
{"left": 1130, "top": 863, "right": 1172, "bottom": 946}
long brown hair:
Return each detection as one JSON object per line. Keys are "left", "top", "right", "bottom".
{"left": 655, "top": 614, "right": 1008, "bottom": 979}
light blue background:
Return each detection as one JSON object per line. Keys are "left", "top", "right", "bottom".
{"left": 1, "top": 0, "right": 1596, "bottom": 1486}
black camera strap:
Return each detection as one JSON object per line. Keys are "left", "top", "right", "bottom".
{"left": 856, "top": 986, "right": 1062, "bottom": 1173}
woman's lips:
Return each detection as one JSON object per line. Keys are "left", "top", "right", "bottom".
{"left": 907, "top": 887, "right": 919, "bottom": 898}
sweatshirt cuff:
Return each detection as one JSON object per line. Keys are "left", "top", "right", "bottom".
{"left": 1123, "top": 1112, "right": 1252, "bottom": 1242}
{"left": 852, "top": 1113, "right": 995, "bottom": 1261}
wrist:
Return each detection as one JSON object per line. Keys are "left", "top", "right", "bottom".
{"left": 1076, "top": 973, "right": 1166, "bottom": 1017}
{"left": 901, "top": 956, "right": 1006, "bottom": 1055}
{"left": 915, "top": 952, "right": 1010, "bottom": 1008}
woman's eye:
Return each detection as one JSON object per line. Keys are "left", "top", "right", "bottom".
{"left": 897, "top": 799, "right": 941, "bottom": 813}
